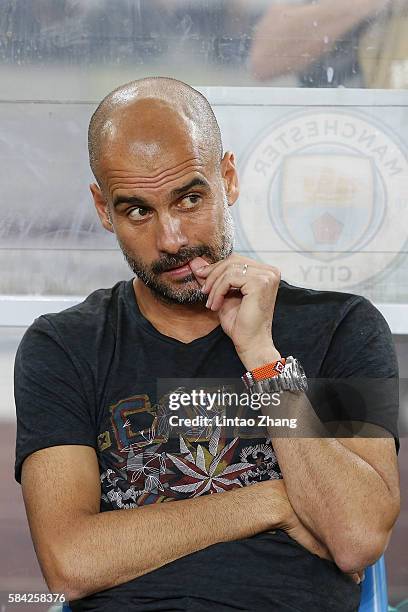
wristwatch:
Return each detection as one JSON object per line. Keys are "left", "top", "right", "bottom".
{"left": 242, "top": 356, "right": 308, "bottom": 394}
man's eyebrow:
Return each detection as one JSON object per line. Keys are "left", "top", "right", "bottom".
{"left": 112, "top": 178, "right": 211, "bottom": 209}
{"left": 170, "top": 178, "right": 211, "bottom": 198}
{"left": 112, "top": 195, "right": 149, "bottom": 209}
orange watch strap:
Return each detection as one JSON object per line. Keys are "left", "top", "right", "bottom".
{"left": 251, "top": 358, "right": 286, "bottom": 381}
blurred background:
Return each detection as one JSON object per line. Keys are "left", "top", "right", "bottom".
{"left": 0, "top": 0, "right": 407, "bottom": 609}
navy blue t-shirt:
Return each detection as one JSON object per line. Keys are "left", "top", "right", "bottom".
{"left": 14, "top": 279, "right": 399, "bottom": 611}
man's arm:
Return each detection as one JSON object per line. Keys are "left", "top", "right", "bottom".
{"left": 191, "top": 255, "right": 400, "bottom": 576}
{"left": 21, "top": 444, "right": 327, "bottom": 602}
{"left": 250, "top": 0, "right": 389, "bottom": 80}
{"left": 264, "top": 390, "right": 400, "bottom": 573}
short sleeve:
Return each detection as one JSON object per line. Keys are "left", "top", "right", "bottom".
{"left": 14, "top": 315, "right": 97, "bottom": 484}
{"left": 315, "top": 297, "right": 399, "bottom": 453}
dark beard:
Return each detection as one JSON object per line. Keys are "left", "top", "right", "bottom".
{"left": 119, "top": 242, "right": 233, "bottom": 305}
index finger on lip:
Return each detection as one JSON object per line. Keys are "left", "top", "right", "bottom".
{"left": 189, "top": 258, "right": 217, "bottom": 281}
{"left": 189, "top": 257, "right": 209, "bottom": 274}
{"left": 188, "top": 257, "right": 211, "bottom": 285}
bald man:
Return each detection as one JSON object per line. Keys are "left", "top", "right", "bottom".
{"left": 15, "top": 77, "right": 399, "bottom": 612}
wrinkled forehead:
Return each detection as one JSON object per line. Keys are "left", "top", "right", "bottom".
{"left": 97, "top": 99, "right": 210, "bottom": 180}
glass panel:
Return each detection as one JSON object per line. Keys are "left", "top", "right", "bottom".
{"left": 1, "top": 0, "right": 408, "bottom": 97}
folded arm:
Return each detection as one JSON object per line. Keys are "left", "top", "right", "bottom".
{"left": 21, "top": 444, "right": 323, "bottom": 602}
{"left": 268, "top": 392, "right": 400, "bottom": 573}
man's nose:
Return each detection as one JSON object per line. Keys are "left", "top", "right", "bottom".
{"left": 155, "top": 214, "right": 189, "bottom": 254}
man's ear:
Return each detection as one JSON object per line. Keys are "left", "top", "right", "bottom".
{"left": 90, "top": 183, "right": 114, "bottom": 233}
{"left": 220, "top": 151, "right": 239, "bottom": 206}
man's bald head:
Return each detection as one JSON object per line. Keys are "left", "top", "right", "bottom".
{"left": 88, "top": 77, "right": 223, "bottom": 186}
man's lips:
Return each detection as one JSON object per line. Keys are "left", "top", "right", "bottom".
{"left": 163, "top": 261, "right": 193, "bottom": 277}
{"left": 166, "top": 261, "right": 190, "bottom": 271}
{"left": 161, "top": 256, "right": 209, "bottom": 279}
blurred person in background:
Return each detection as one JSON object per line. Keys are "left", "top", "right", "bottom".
{"left": 2, "top": 0, "right": 408, "bottom": 87}
{"left": 248, "top": 0, "right": 408, "bottom": 87}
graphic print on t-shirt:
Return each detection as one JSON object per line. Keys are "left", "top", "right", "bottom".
{"left": 98, "top": 388, "right": 282, "bottom": 511}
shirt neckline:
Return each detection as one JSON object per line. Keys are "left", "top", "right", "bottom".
{"left": 124, "top": 278, "right": 224, "bottom": 348}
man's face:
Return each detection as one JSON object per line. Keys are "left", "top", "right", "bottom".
{"left": 93, "top": 115, "right": 238, "bottom": 305}
{"left": 115, "top": 186, "right": 235, "bottom": 305}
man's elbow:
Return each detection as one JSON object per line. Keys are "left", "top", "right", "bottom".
{"left": 30, "top": 542, "right": 72, "bottom": 601}
{"left": 43, "top": 560, "right": 85, "bottom": 603}
{"left": 47, "top": 577, "right": 83, "bottom": 604}
{"left": 41, "top": 542, "right": 91, "bottom": 602}
{"left": 333, "top": 527, "right": 395, "bottom": 574}
{"left": 333, "top": 495, "right": 400, "bottom": 573}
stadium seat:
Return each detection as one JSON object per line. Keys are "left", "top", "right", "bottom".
{"left": 358, "top": 555, "right": 388, "bottom": 612}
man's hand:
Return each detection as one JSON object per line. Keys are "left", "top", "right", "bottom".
{"left": 189, "top": 255, "right": 281, "bottom": 369}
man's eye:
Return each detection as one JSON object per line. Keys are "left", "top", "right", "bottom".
{"left": 128, "top": 207, "right": 150, "bottom": 220}
{"left": 181, "top": 194, "right": 201, "bottom": 208}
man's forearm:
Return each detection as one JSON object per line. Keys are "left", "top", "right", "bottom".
{"left": 267, "top": 392, "right": 399, "bottom": 571}
{"left": 53, "top": 479, "right": 287, "bottom": 601}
